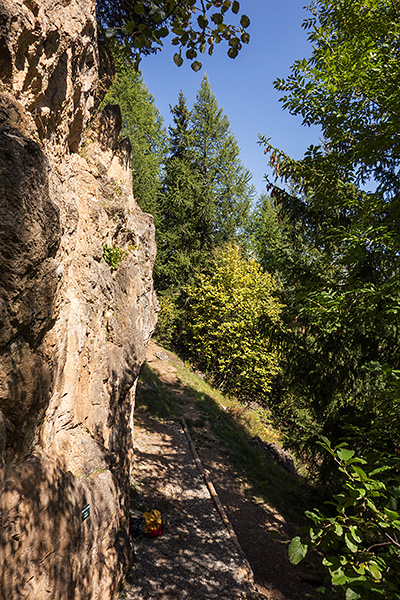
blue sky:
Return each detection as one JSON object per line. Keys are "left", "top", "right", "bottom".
{"left": 140, "top": 1, "right": 321, "bottom": 197}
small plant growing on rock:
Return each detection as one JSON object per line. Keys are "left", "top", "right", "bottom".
{"left": 103, "top": 244, "right": 127, "bottom": 272}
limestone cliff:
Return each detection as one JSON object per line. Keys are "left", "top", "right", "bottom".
{"left": 0, "top": 1, "right": 158, "bottom": 598}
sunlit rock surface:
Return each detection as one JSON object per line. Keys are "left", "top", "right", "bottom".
{"left": 0, "top": 2, "right": 157, "bottom": 598}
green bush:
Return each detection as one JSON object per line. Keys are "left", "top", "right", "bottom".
{"left": 289, "top": 439, "right": 400, "bottom": 599}
{"left": 153, "top": 295, "right": 181, "bottom": 348}
{"left": 181, "top": 244, "right": 283, "bottom": 402}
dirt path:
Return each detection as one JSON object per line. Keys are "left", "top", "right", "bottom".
{"left": 118, "top": 341, "right": 320, "bottom": 600}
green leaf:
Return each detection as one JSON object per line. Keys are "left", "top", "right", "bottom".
{"left": 158, "top": 27, "right": 169, "bottom": 38}
{"left": 191, "top": 60, "right": 202, "bottom": 72}
{"left": 331, "top": 568, "right": 348, "bottom": 586}
{"left": 367, "top": 561, "right": 382, "bottom": 580}
{"left": 134, "top": 34, "right": 147, "bottom": 48}
{"left": 346, "top": 588, "right": 362, "bottom": 600}
{"left": 320, "top": 436, "right": 332, "bottom": 449}
{"left": 288, "top": 536, "right": 308, "bottom": 564}
{"left": 173, "top": 53, "right": 183, "bottom": 67}
{"left": 212, "top": 12, "right": 223, "bottom": 25}
{"left": 337, "top": 448, "right": 355, "bottom": 462}
{"left": 353, "top": 564, "right": 366, "bottom": 575}
{"left": 351, "top": 467, "right": 368, "bottom": 482}
{"left": 349, "top": 526, "right": 362, "bottom": 543}
{"left": 186, "top": 47, "right": 197, "bottom": 59}
{"left": 122, "top": 20, "right": 136, "bottom": 34}
{"left": 333, "top": 521, "right": 343, "bottom": 536}
{"left": 322, "top": 555, "right": 341, "bottom": 570}
{"left": 240, "top": 14, "right": 250, "bottom": 28}
{"left": 197, "top": 14, "right": 208, "bottom": 29}
{"left": 228, "top": 47, "right": 238, "bottom": 59}
{"left": 369, "top": 465, "right": 392, "bottom": 477}
{"left": 384, "top": 507, "right": 399, "bottom": 521}
{"left": 345, "top": 532, "right": 358, "bottom": 553}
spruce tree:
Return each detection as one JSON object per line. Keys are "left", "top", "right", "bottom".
{"left": 155, "top": 92, "right": 204, "bottom": 289}
{"left": 191, "top": 75, "right": 253, "bottom": 248}
{"left": 156, "top": 76, "right": 254, "bottom": 292}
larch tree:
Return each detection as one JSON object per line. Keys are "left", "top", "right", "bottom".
{"left": 100, "top": 60, "right": 168, "bottom": 219}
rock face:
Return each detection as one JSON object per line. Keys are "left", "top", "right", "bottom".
{"left": 0, "top": 2, "right": 158, "bottom": 599}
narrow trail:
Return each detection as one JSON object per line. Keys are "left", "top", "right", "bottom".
{"left": 118, "top": 341, "right": 320, "bottom": 600}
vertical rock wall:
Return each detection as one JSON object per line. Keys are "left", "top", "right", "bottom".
{"left": 0, "top": 1, "right": 158, "bottom": 598}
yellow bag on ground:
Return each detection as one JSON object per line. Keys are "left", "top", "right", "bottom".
{"left": 142, "top": 510, "right": 163, "bottom": 537}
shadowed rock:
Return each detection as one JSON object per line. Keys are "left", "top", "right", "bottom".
{"left": 0, "top": 2, "right": 158, "bottom": 599}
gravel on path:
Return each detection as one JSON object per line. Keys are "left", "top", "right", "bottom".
{"left": 118, "top": 416, "right": 263, "bottom": 600}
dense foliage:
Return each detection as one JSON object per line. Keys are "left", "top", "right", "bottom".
{"left": 253, "top": 1, "right": 400, "bottom": 595}
{"left": 180, "top": 244, "right": 282, "bottom": 401}
{"left": 95, "top": 3, "right": 400, "bottom": 595}
{"left": 155, "top": 91, "right": 203, "bottom": 289}
{"left": 155, "top": 75, "right": 253, "bottom": 291}
{"left": 96, "top": 0, "right": 250, "bottom": 70}
{"left": 289, "top": 440, "right": 400, "bottom": 599}
{"left": 255, "top": 0, "right": 400, "bottom": 469}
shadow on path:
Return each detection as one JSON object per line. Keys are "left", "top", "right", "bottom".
{"left": 120, "top": 342, "right": 323, "bottom": 600}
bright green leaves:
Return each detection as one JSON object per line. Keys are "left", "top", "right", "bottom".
{"left": 182, "top": 244, "right": 283, "bottom": 401}
{"left": 346, "top": 589, "right": 362, "bottom": 600}
{"left": 103, "top": 244, "right": 127, "bottom": 272}
{"left": 263, "top": 3, "right": 400, "bottom": 596}
{"left": 337, "top": 448, "right": 355, "bottom": 462}
{"left": 97, "top": 0, "right": 250, "bottom": 70}
{"left": 273, "top": 0, "right": 400, "bottom": 197}
{"left": 289, "top": 441, "right": 400, "bottom": 598}
{"left": 344, "top": 531, "right": 358, "bottom": 553}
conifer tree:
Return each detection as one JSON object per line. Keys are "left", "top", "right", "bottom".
{"left": 191, "top": 75, "right": 253, "bottom": 248}
{"left": 101, "top": 60, "right": 167, "bottom": 219}
{"left": 155, "top": 76, "right": 254, "bottom": 292}
{"left": 155, "top": 92, "right": 204, "bottom": 289}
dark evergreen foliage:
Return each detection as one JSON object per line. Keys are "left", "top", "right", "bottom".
{"left": 155, "top": 76, "right": 254, "bottom": 292}
{"left": 100, "top": 59, "right": 167, "bottom": 218}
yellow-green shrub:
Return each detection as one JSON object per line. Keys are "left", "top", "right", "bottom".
{"left": 182, "top": 244, "right": 283, "bottom": 401}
